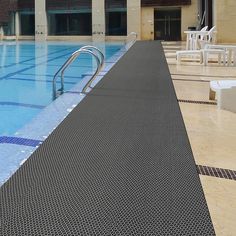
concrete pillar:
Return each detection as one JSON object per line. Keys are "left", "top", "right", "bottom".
{"left": 181, "top": 0, "right": 198, "bottom": 40}
{"left": 15, "top": 12, "right": 20, "bottom": 39}
{"left": 127, "top": 0, "right": 141, "bottom": 40}
{"left": 141, "top": 7, "right": 154, "bottom": 41}
{"left": 0, "top": 26, "right": 3, "bottom": 40}
{"left": 92, "top": 0, "right": 105, "bottom": 41}
{"left": 35, "top": 0, "right": 47, "bottom": 41}
{"left": 213, "top": 0, "right": 236, "bottom": 43}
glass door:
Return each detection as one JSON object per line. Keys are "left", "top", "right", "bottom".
{"left": 154, "top": 9, "right": 181, "bottom": 41}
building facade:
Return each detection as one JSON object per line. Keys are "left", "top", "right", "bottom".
{"left": 0, "top": 0, "right": 235, "bottom": 43}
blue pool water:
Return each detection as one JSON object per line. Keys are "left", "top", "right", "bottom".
{"left": 0, "top": 41, "right": 122, "bottom": 135}
{"left": 0, "top": 41, "right": 125, "bottom": 185}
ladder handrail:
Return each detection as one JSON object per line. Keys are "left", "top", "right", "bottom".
{"left": 80, "top": 46, "right": 105, "bottom": 93}
{"left": 53, "top": 50, "right": 78, "bottom": 96}
{"left": 80, "top": 45, "right": 105, "bottom": 69}
{"left": 53, "top": 48, "right": 102, "bottom": 99}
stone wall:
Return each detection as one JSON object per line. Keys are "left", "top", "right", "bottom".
{"left": 0, "top": 0, "right": 17, "bottom": 26}
{"left": 214, "top": 0, "right": 236, "bottom": 43}
{"left": 181, "top": 0, "right": 198, "bottom": 40}
{"left": 141, "top": 7, "right": 154, "bottom": 40}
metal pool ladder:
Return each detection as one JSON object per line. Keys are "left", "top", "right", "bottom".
{"left": 52, "top": 46, "right": 104, "bottom": 99}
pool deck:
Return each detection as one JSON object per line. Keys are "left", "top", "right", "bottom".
{"left": 164, "top": 41, "right": 236, "bottom": 236}
{"left": 0, "top": 41, "right": 215, "bottom": 235}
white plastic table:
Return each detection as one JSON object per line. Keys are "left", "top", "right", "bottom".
{"left": 210, "top": 80, "right": 236, "bottom": 112}
{"left": 209, "top": 80, "right": 236, "bottom": 100}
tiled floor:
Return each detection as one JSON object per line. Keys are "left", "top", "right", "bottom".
{"left": 163, "top": 41, "right": 236, "bottom": 236}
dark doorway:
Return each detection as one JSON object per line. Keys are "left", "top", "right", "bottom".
{"left": 154, "top": 9, "right": 181, "bottom": 41}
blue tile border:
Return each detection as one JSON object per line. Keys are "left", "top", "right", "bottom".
{"left": 0, "top": 136, "right": 42, "bottom": 147}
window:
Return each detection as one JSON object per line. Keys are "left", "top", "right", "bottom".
{"left": 20, "top": 13, "right": 35, "bottom": 35}
{"left": 105, "top": 0, "right": 127, "bottom": 36}
{"left": 3, "top": 13, "right": 15, "bottom": 36}
{"left": 48, "top": 13, "right": 92, "bottom": 36}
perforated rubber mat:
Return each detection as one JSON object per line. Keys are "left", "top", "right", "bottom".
{"left": 0, "top": 41, "right": 215, "bottom": 235}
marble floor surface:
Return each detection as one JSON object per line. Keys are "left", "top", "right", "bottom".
{"left": 162, "top": 41, "right": 236, "bottom": 236}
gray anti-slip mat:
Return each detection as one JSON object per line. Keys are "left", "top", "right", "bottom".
{"left": 0, "top": 41, "right": 215, "bottom": 235}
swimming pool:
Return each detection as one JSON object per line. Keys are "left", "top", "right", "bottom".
{"left": 0, "top": 41, "right": 125, "bottom": 185}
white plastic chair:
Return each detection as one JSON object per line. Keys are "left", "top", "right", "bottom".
{"left": 199, "top": 26, "right": 208, "bottom": 40}
{"left": 189, "top": 26, "right": 208, "bottom": 50}
{"left": 201, "top": 26, "right": 208, "bottom": 32}
{"left": 198, "top": 26, "right": 216, "bottom": 49}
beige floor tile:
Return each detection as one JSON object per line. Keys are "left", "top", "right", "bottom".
{"left": 180, "top": 103, "right": 236, "bottom": 170}
{"left": 200, "top": 176, "right": 236, "bottom": 236}
{"left": 173, "top": 80, "right": 210, "bottom": 101}
{"left": 166, "top": 42, "right": 236, "bottom": 235}
{"left": 169, "top": 63, "right": 236, "bottom": 77}
{"left": 172, "top": 74, "right": 235, "bottom": 81}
